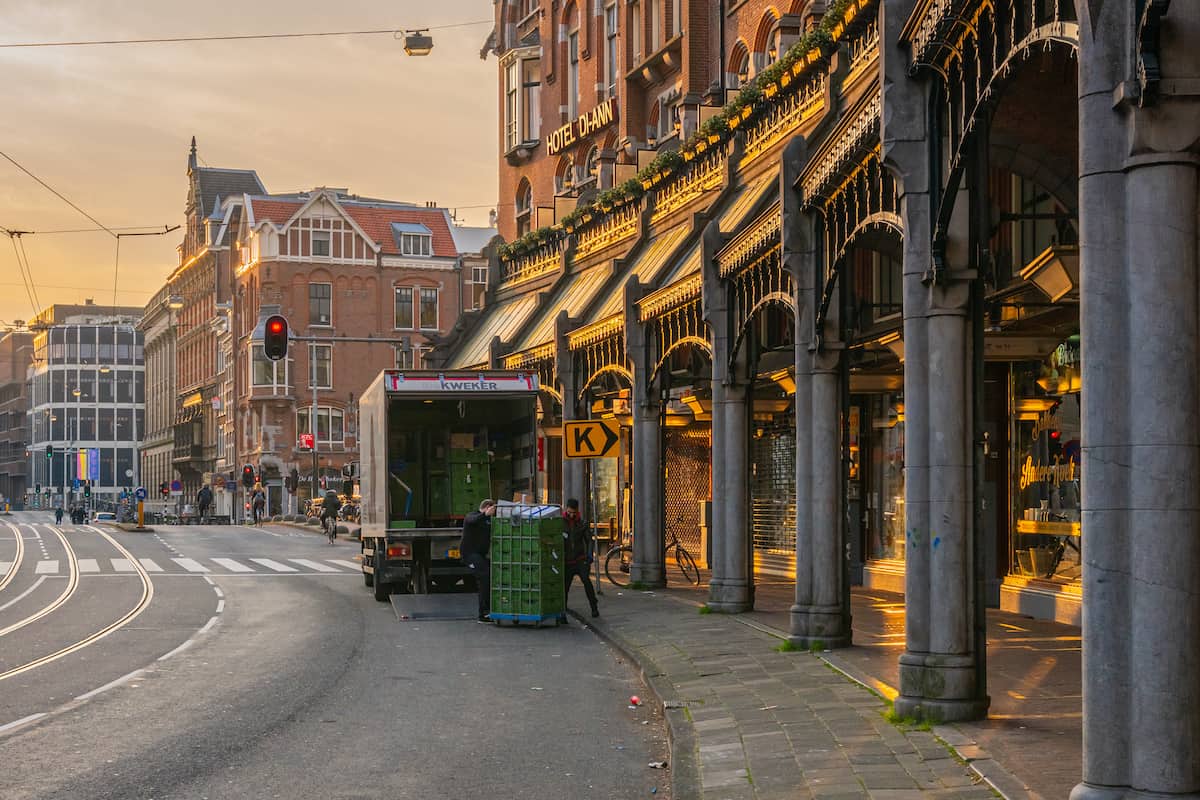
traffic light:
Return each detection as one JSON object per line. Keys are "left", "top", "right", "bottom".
{"left": 35, "top": 483, "right": 41, "bottom": 494}
{"left": 83, "top": 481, "right": 91, "bottom": 498}
{"left": 263, "top": 314, "right": 288, "bottom": 361}
{"left": 46, "top": 445, "right": 54, "bottom": 460}
{"left": 241, "top": 464, "right": 256, "bottom": 488}
{"left": 160, "top": 482, "right": 170, "bottom": 497}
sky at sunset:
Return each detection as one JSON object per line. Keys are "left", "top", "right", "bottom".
{"left": 0, "top": 0, "right": 498, "bottom": 326}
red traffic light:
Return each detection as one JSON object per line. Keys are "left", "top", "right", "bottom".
{"left": 263, "top": 314, "right": 288, "bottom": 361}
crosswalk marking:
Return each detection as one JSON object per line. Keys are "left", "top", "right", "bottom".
{"left": 289, "top": 558, "right": 339, "bottom": 573}
{"left": 35, "top": 560, "right": 58, "bottom": 574}
{"left": 211, "top": 558, "right": 255, "bottom": 573}
{"left": 77, "top": 559, "right": 100, "bottom": 573}
{"left": 249, "top": 558, "right": 298, "bottom": 573}
{"left": 171, "top": 558, "right": 210, "bottom": 573}
{"left": 328, "top": 559, "right": 362, "bottom": 570}
{"left": 139, "top": 558, "right": 162, "bottom": 572}
{"left": 110, "top": 558, "right": 135, "bottom": 572}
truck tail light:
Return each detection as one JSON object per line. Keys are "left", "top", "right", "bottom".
{"left": 387, "top": 543, "right": 411, "bottom": 559}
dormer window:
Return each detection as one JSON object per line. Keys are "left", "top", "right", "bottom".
{"left": 392, "top": 222, "right": 433, "bottom": 257}
{"left": 312, "top": 231, "right": 331, "bottom": 257}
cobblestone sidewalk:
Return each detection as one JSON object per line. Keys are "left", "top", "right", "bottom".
{"left": 577, "top": 588, "right": 998, "bottom": 800}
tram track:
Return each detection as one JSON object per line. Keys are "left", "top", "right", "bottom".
{"left": 0, "top": 522, "right": 24, "bottom": 594}
{"left": 0, "top": 524, "right": 78, "bottom": 639}
{"left": 0, "top": 526, "right": 155, "bottom": 682}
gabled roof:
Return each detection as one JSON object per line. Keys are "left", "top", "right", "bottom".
{"left": 450, "top": 225, "right": 498, "bottom": 255}
{"left": 242, "top": 192, "right": 461, "bottom": 258}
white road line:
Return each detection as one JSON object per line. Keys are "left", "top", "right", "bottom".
{"left": 156, "top": 639, "right": 194, "bottom": 661}
{"left": 35, "top": 560, "right": 58, "bottom": 574}
{"left": 212, "top": 586, "right": 224, "bottom": 598}
{"left": 215, "top": 599, "right": 225, "bottom": 613}
{"left": 110, "top": 558, "right": 135, "bottom": 572}
{"left": 171, "top": 558, "right": 210, "bottom": 573}
{"left": 289, "top": 558, "right": 340, "bottom": 572}
{"left": 211, "top": 558, "right": 255, "bottom": 573}
{"left": 328, "top": 559, "right": 362, "bottom": 570}
{"left": 0, "top": 576, "right": 47, "bottom": 612}
{"left": 0, "top": 713, "right": 47, "bottom": 735}
{"left": 74, "top": 669, "right": 144, "bottom": 701}
{"left": 249, "top": 558, "right": 297, "bottom": 573}
{"left": 138, "top": 558, "right": 162, "bottom": 572}
{"left": 76, "top": 559, "right": 100, "bottom": 573}
{"left": 198, "top": 615, "right": 219, "bottom": 634}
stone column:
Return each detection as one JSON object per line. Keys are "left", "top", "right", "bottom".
{"left": 783, "top": 137, "right": 850, "bottom": 646}
{"left": 625, "top": 280, "right": 665, "bottom": 587}
{"left": 555, "top": 312, "right": 587, "bottom": 508}
{"left": 702, "top": 220, "right": 753, "bottom": 611}
{"left": 1073, "top": 5, "right": 1200, "bottom": 796}
{"left": 882, "top": 0, "right": 986, "bottom": 722}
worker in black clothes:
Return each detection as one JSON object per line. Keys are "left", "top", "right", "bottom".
{"left": 563, "top": 498, "right": 599, "bottom": 618}
{"left": 461, "top": 499, "right": 496, "bottom": 621}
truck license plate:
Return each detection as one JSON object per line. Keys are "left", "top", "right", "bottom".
{"left": 447, "top": 548, "right": 460, "bottom": 559}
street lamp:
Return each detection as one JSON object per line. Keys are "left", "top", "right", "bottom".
{"left": 99, "top": 365, "right": 111, "bottom": 374}
{"left": 403, "top": 29, "right": 434, "bottom": 56}
{"left": 167, "top": 295, "right": 185, "bottom": 310}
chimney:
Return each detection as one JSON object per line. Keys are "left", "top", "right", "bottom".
{"left": 84, "top": 298, "right": 95, "bottom": 306}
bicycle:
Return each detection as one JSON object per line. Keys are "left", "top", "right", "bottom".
{"left": 322, "top": 513, "right": 337, "bottom": 544}
{"left": 604, "top": 515, "right": 701, "bottom": 587}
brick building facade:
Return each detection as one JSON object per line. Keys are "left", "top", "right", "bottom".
{"left": 0, "top": 329, "right": 33, "bottom": 507}
{"left": 489, "top": 0, "right": 823, "bottom": 242}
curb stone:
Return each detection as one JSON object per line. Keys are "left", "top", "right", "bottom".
{"left": 568, "top": 607, "right": 701, "bottom": 800}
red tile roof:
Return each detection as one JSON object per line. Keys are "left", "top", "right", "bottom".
{"left": 246, "top": 196, "right": 456, "bottom": 258}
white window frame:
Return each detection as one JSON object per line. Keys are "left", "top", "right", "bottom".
{"left": 418, "top": 287, "right": 439, "bottom": 331}
{"left": 605, "top": 3, "right": 619, "bottom": 98}
{"left": 310, "top": 343, "right": 332, "bottom": 389}
{"left": 400, "top": 233, "right": 432, "bottom": 257}
{"left": 249, "top": 345, "right": 288, "bottom": 391}
{"left": 312, "top": 231, "right": 331, "bottom": 258}
{"left": 567, "top": 25, "right": 580, "bottom": 120}
{"left": 651, "top": 0, "right": 661, "bottom": 51}
{"left": 297, "top": 406, "right": 345, "bottom": 445}
{"left": 670, "top": 0, "right": 681, "bottom": 38}
{"left": 468, "top": 264, "right": 488, "bottom": 310}
{"left": 309, "top": 282, "right": 332, "bottom": 327}
{"left": 394, "top": 346, "right": 415, "bottom": 370}
{"left": 522, "top": 59, "right": 541, "bottom": 141}
{"left": 504, "top": 59, "right": 520, "bottom": 151}
{"left": 630, "top": 0, "right": 642, "bottom": 64}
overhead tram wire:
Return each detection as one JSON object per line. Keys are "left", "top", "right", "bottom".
{"left": 0, "top": 150, "right": 116, "bottom": 238}
{"left": 6, "top": 232, "right": 39, "bottom": 318}
{"left": 0, "top": 19, "right": 492, "bottom": 49}
{"left": 15, "top": 234, "right": 42, "bottom": 311}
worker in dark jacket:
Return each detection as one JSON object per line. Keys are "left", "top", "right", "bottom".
{"left": 563, "top": 498, "right": 599, "bottom": 618}
{"left": 461, "top": 499, "right": 496, "bottom": 621}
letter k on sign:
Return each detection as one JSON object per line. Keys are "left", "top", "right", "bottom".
{"left": 564, "top": 419, "right": 621, "bottom": 459}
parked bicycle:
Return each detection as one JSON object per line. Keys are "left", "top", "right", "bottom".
{"left": 604, "top": 515, "right": 701, "bottom": 587}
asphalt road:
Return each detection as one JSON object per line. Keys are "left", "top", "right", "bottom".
{"left": 0, "top": 511, "right": 669, "bottom": 799}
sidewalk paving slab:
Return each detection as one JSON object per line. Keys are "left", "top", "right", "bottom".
{"left": 573, "top": 586, "right": 1000, "bottom": 800}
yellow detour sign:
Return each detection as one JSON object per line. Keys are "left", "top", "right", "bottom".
{"left": 564, "top": 419, "right": 620, "bottom": 459}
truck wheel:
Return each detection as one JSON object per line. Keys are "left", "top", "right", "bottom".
{"left": 373, "top": 576, "right": 391, "bottom": 602}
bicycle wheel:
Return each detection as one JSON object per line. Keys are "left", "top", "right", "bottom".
{"left": 604, "top": 545, "right": 633, "bottom": 588}
{"left": 675, "top": 545, "right": 701, "bottom": 585}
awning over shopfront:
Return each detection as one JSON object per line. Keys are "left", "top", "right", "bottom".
{"left": 446, "top": 292, "right": 542, "bottom": 368}
{"left": 509, "top": 264, "right": 613, "bottom": 355}
{"left": 589, "top": 224, "right": 691, "bottom": 323}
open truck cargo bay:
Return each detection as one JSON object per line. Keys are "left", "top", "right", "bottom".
{"left": 358, "top": 370, "right": 541, "bottom": 600}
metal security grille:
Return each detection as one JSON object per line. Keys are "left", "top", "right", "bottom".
{"left": 663, "top": 427, "right": 710, "bottom": 558}
{"left": 752, "top": 427, "right": 796, "bottom": 576}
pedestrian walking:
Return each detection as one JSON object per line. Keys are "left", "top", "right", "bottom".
{"left": 251, "top": 486, "right": 266, "bottom": 526}
{"left": 562, "top": 498, "right": 599, "bottom": 618}
{"left": 461, "top": 499, "right": 496, "bottom": 621}
{"left": 54, "top": 505, "right": 64, "bottom": 525}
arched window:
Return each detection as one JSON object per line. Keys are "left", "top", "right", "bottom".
{"left": 584, "top": 147, "right": 601, "bottom": 184}
{"left": 515, "top": 178, "right": 532, "bottom": 236}
{"left": 752, "top": 11, "right": 782, "bottom": 76}
{"left": 555, "top": 156, "right": 575, "bottom": 194}
{"left": 728, "top": 41, "right": 751, "bottom": 89}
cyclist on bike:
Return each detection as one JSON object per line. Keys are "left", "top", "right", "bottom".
{"left": 321, "top": 489, "right": 342, "bottom": 539}
{"left": 562, "top": 498, "right": 599, "bottom": 618}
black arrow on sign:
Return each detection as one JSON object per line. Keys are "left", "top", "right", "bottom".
{"left": 596, "top": 421, "right": 619, "bottom": 456}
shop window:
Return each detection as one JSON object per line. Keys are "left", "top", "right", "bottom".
{"left": 865, "top": 394, "right": 906, "bottom": 561}
{"left": 1009, "top": 343, "right": 1082, "bottom": 584}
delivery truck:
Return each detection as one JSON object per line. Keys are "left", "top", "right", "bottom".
{"left": 358, "top": 370, "right": 541, "bottom": 601}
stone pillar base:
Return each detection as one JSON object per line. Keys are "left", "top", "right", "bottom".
{"left": 896, "top": 653, "right": 989, "bottom": 722}
{"left": 1069, "top": 784, "right": 1200, "bottom": 800}
{"left": 788, "top": 603, "right": 849, "bottom": 649}
{"left": 630, "top": 562, "right": 666, "bottom": 587}
{"left": 707, "top": 579, "right": 753, "bottom": 612}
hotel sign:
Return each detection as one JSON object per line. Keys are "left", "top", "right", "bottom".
{"left": 546, "top": 99, "right": 617, "bottom": 155}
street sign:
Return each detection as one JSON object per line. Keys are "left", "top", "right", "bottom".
{"left": 299, "top": 433, "right": 315, "bottom": 449}
{"left": 135, "top": 486, "right": 147, "bottom": 501}
{"left": 564, "top": 419, "right": 620, "bottom": 459}
{"left": 225, "top": 480, "right": 237, "bottom": 492}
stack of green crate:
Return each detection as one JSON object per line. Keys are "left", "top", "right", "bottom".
{"left": 449, "top": 447, "right": 491, "bottom": 517}
{"left": 489, "top": 513, "right": 565, "bottom": 626}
